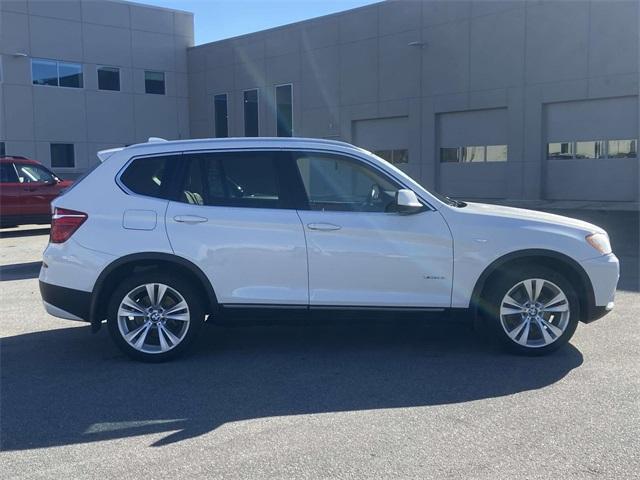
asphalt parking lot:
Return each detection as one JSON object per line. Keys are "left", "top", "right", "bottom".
{"left": 1, "top": 211, "right": 638, "bottom": 479}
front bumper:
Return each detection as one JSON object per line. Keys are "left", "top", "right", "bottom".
{"left": 40, "top": 281, "right": 91, "bottom": 322}
{"left": 580, "top": 253, "right": 619, "bottom": 323}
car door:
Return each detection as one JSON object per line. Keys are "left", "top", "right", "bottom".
{"left": 292, "top": 150, "right": 453, "bottom": 308}
{"left": 165, "top": 150, "right": 309, "bottom": 306}
{"left": 14, "top": 163, "right": 60, "bottom": 217}
{"left": 0, "top": 162, "right": 23, "bottom": 220}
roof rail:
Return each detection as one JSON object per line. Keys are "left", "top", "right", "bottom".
{"left": 147, "top": 137, "right": 168, "bottom": 143}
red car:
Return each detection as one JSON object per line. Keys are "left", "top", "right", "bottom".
{"left": 0, "top": 156, "right": 73, "bottom": 228}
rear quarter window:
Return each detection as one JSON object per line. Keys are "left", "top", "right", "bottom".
{"left": 120, "top": 155, "right": 176, "bottom": 199}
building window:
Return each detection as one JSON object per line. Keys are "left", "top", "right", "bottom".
{"left": 440, "top": 147, "right": 460, "bottom": 163}
{"left": 575, "top": 141, "right": 605, "bottom": 159}
{"left": 486, "top": 145, "right": 508, "bottom": 162}
{"left": 58, "top": 62, "right": 83, "bottom": 88}
{"left": 97, "top": 66, "right": 120, "bottom": 91}
{"left": 374, "top": 149, "right": 409, "bottom": 165}
{"left": 608, "top": 139, "right": 637, "bottom": 158}
{"left": 462, "top": 146, "right": 485, "bottom": 163}
{"left": 0, "top": 142, "right": 5, "bottom": 157}
{"left": 50, "top": 143, "right": 75, "bottom": 168}
{"left": 548, "top": 139, "right": 637, "bottom": 160}
{"left": 214, "top": 94, "right": 229, "bottom": 138}
{"left": 243, "top": 89, "right": 259, "bottom": 137}
{"left": 145, "top": 71, "right": 165, "bottom": 95}
{"left": 32, "top": 59, "right": 83, "bottom": 88}
{"left": 275, "top": 84, "right": 293, "bottom": 137}
{"left": 547, "top": 142, "right": 574, "bottom": 159}
{"left": 440, "top": 145, "right": 507, "bottom": 163}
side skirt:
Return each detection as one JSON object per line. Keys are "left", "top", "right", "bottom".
{"left": 215, "top": 304, "right": 472, "bottom": 325}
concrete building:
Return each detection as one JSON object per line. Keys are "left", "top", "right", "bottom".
{"left": 1, "top": 0, "right": 639, "bottom": 208}
{"left": 0, "top": 0, "right": 192, "bottom": 173}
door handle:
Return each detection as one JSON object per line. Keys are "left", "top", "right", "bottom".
{"left": 307, "top": 223, "right": 341, "bottom": 231}
{"left": 174, "top": 215, "right": 208, "bottom": 224}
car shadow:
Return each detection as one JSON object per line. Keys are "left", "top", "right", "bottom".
{"left": 0, "top": 227, "right": 50, "bottom": 239}
{"left": 0, "top": 320, "right": 583, "bottom": 451}
{"left": 0, "top": 261, "right": 42, "bottom": 281}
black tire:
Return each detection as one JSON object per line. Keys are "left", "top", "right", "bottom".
{"left": 107, "top": 271, "right": 204, "bottom": 362}
{"left": 483, "top": 265, "right": 580, "bottom": 356}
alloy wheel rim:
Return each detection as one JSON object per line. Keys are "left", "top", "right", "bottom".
{"left": 117, "top": 283, "right": 190, "bottom": 354}
{"left": 499, "top": 278, "right": 570, "bottom": 348}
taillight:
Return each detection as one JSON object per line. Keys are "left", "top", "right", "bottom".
{"left": 50, "top": 208, "right": 87, "bottom": 244}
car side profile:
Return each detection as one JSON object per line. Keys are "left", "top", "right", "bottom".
{"left": 39, "top": 138, "right": 619, "bottom": 361}
{"left": 0, "top": 156, "right": 73, "bottom": 228}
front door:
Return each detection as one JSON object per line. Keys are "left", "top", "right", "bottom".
{"left": 14, "top": 163, "right": 60, "bottom": 217}
{"left": 165, "top": 150, "right": 308, "bottom": 306}
{"left": 292, "top": 151, "right": 453, "bottom": 308}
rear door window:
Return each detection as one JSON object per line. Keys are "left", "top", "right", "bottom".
{"left": 0, "top": 163, "right": 19, "bottom": 183}
{"left": 180, "top": 151, "right": 283, "bottom": 209}
{"left": 120, "top": 155, "right": 177, "bottom": 199}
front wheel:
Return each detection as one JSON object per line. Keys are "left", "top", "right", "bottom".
{"left": 484, "top": 266, "right": 580, "bottom": 355}
{"left": 107, "top": 272, "right": 204, "bottom": 362}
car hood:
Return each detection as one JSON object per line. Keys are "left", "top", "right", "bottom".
{"left": 461, "top": 202, "right": 604, "bottom": 234}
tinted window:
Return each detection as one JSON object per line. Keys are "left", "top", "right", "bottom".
{"left": 120, "top": 155, "right": 172, "bottom": 198}
{"left": 440, "top": 147, "right": 460, "bottom": 163}
{"left": 58, "top": 62, "right": 83, "bottom": 88}
{"left": 276, "top": 84, "right": 293, "bottom": 137}
{"left": 15, "top": 164, "right": 55, "bottom": 183}
{"left": 145, "top": 71, "right": 165, "bottom": 95}
{"left": 214, "top": 94, "right": 228, "bottom": 138}
{"left": 181, "top": 152, "right": 281, "bottom": 208}
{"left": 98, "top": 66, "right": 120, "bottom": 91}
{"left": 294, "top": 152, "right": 399, "bottom": 212}
{"left": 32, "top": 59, "right": 58, "bottom": 86}
{"left": 50, "top": 143, "right": 75, "bottom": 168}
{"left": 0, "top": 163, "right": 18, "bottom": 183}
{"left": 243, "top": 89, "right": 259, "bottom": 136}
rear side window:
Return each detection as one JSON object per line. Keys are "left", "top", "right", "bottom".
{"left": 180, "top": 151, "right": 281, "bottom": 208}
{"left": 120, "top": 155, "right": 174, "bottom": 199}
{"left": 1, "top": 163, "right": 18, "bottom": 183}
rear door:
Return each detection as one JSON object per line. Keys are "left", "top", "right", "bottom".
{"left": 14, "top": 163, "right": 60, "bottom": 216}
{"left": 0, "top": 162, "right": 23, "bottom": 220}
{"left": 165, "top": 150, "right": 308, "bottom": 306}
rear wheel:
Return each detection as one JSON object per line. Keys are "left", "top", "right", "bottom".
{"left": 107, "top": 272, "right": 204, "bottom": 362}
{"left": 484, "top": 265, "right": 579, "bottom": 355}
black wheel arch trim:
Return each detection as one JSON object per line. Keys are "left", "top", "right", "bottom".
{"left": 90, "top": 252, "right": 219, "bottom": 330}
{"left": 470, "top": 248, "right": 597, "bottom": 323}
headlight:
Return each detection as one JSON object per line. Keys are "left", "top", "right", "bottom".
{"left": 586, "top": 232, "right": 611, "bottom": 255}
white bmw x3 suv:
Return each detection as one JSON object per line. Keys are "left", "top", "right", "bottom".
{"left": 39, "top": 137, "right": 619, "bottom": 361}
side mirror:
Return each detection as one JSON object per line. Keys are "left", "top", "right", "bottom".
{"left": 395, "top": 189, "right": 423, "bottom": 214}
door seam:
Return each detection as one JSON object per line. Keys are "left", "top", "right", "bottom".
{"left": 295, "top": 209, "right": 311, "bottom": 306}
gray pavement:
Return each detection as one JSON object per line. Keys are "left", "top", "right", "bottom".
{"left": 0, "top": 212, "right": 638, "bottom": 479}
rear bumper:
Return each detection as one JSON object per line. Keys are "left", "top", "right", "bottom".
{"left": 40, "top": 281, "right": 91, "bottom": 322}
